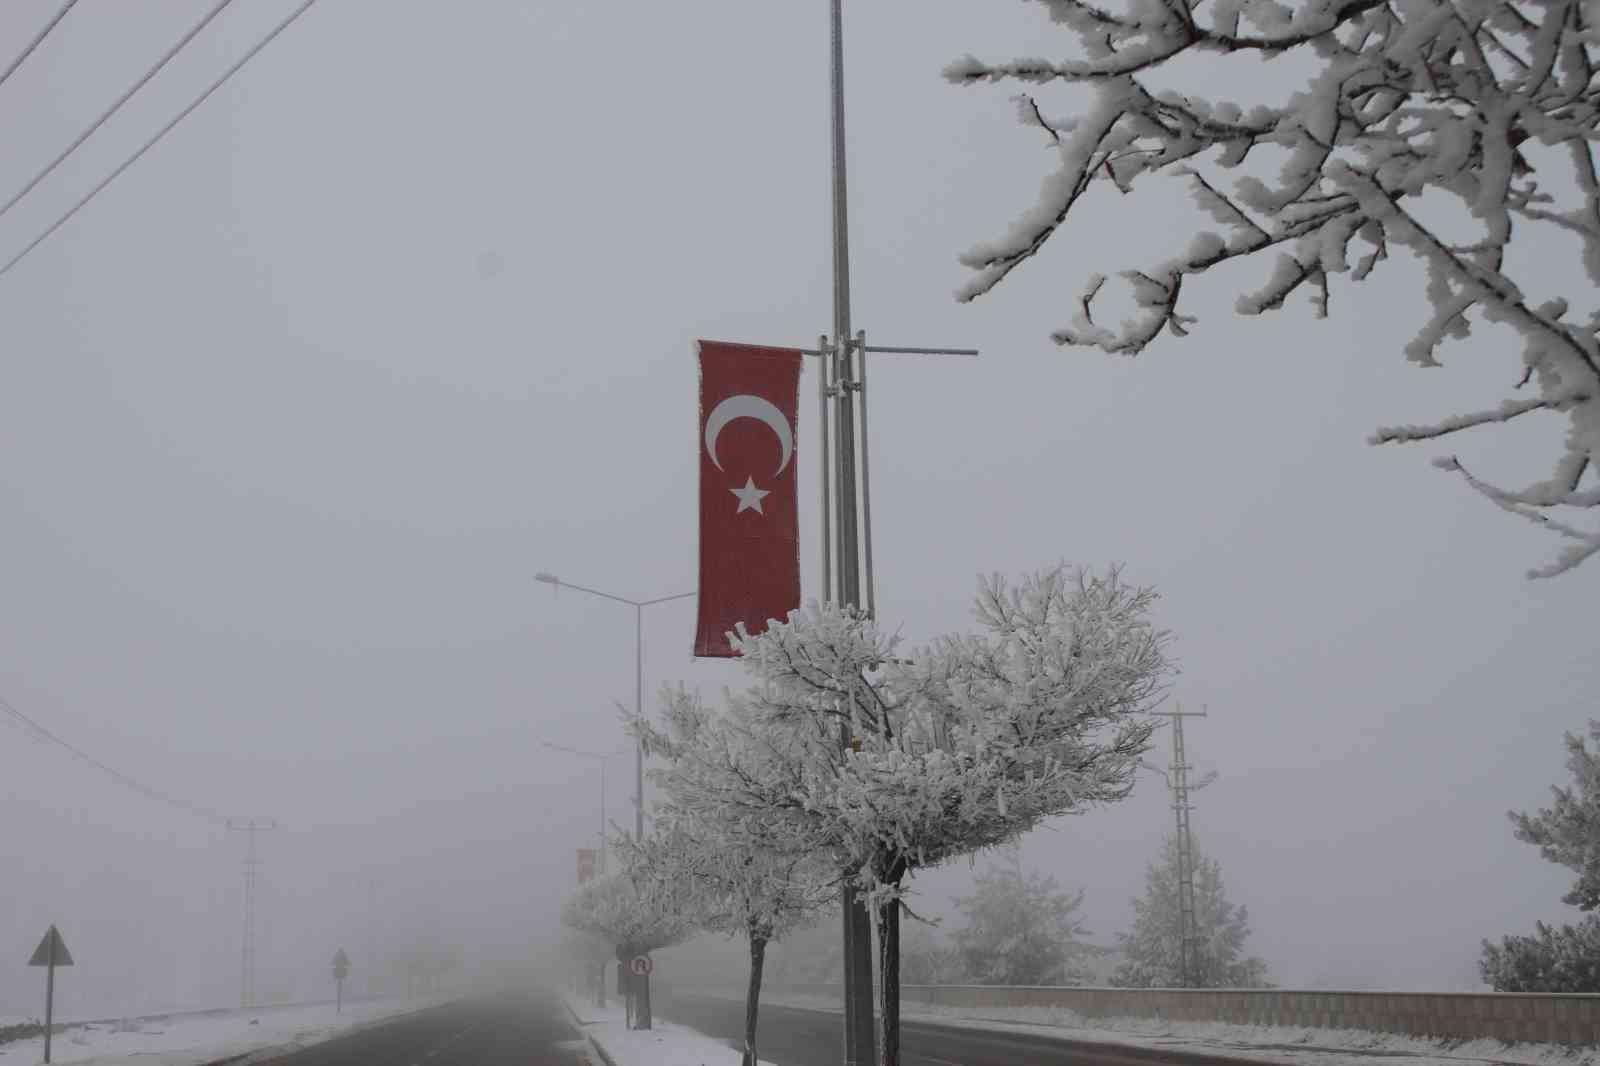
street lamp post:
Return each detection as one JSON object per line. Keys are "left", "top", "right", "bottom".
{"left": 535, "top": 572, "right": 694, "bottom": 841}
{"left": 541, "top": 741, "right": 622, "bottom": 875}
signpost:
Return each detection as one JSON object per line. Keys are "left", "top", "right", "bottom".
{"left": 577, "top": 848, "right": 596, "bottom": 884}
{"left": 332, "top": 948, "right": 350, "bottom": 1014}
{"left": 28, "top": 925, "right": 73, "bottom": 1064}
{"left": 628, "top": 955, "right": 653, "bottom": 1030}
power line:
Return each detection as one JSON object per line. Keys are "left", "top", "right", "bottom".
{"left": 0, "top": 0, "right": 81, "bottom": 91}
{"left": 0, "top": 690, "right": 228, "bottom": 823}
{"left": 0, "top": 0, "right": 322, "bottom": 282}
{"left": 0, "top": 0, "right": 240, "bottom": 224}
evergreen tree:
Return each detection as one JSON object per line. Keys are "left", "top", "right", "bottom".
{"left": 1113, "top": 834, "right": 1270, "bottom": 989}
{"left": 951, "top": 848, "right": 1097, "bottom": 985}
{"left": 1510, "top": 720, "right": 1600, "bottom": 912}
{"left": 1479, "top": 720, "right": 1600, "bottom": 992}
{"left": 1480, "top": 917, "right": 1600, "bottom": 993}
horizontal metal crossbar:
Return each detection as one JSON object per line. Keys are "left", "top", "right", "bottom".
{"left": 799, "top": 344, "right": 979, "bottom": 357}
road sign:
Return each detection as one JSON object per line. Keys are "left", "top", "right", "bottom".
{"left": 29, "top": 925, "right": 72, "bottom": 1064}
{"left": 628, "top": 955, "right": 652, "bottom": 977}
{"left": 332, "top": 948, "right": 350, "bottom": 1014}
{"left": 577, "top": 848, "right": 597, "bottom": 884}
{"left": 29, "top": 926, "right": 73, "bottom": 968}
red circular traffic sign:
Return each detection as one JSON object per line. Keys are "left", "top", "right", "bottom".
{"left": 628, "top": 955, "right": 653, "bottom": 977}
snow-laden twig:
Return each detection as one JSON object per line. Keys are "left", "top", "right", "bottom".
{"left": 951, "top": 0, "right": 1600, "bottom": 575}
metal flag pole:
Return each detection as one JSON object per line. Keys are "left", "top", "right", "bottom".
{"left": 818, "top": 1, "right": 980, "bottom": 1062}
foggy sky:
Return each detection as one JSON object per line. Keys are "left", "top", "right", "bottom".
{"left": 1, "top": 0, "right": 1590, "bottom": 1016}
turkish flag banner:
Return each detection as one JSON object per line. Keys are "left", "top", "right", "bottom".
{"left": 695, "top": 340, "right": 802, "bottom": 658}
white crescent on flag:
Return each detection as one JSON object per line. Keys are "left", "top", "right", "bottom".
{"left": 703, "top": 394, "right": 794, "bottom": 475}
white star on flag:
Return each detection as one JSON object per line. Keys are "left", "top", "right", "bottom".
{"left": 730, "top": 476, "right": 771, "bottom": 514}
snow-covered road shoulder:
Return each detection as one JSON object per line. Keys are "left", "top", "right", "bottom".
{"left": 0, "top": 997, "right": 448, "bottom": 1066}
{"left": 561, "top": 995, "right": 775, "bottom": 1066}
{"left": 704, "top": 991, "right": 1600, "bottom": 1066}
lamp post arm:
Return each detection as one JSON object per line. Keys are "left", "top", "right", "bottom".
{"left": 542, "top": 579, "right": 641, "bottom": 608}
{"left": 637, "top": 591, "right": 696, "bottom": 607}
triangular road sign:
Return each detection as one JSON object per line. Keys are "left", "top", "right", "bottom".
{"left": 28, "top": 926, "right": 73, "bottom": 967}
{"left": 333, "top": 948, "right": 349, "bottom": 967}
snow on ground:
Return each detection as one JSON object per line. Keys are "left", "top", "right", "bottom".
{"left": 700, "top": 991, "right": 1600, "bottom": 1066}
{"left": 562, "top": 994, "right": 777, "bottom": 1066}
{"left": 0, "top": 996, "right": 447, "bottom": 1066}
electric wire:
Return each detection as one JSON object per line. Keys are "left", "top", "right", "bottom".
{"left": 0, "top": 0, "right": 81, "bottom": 91}
{"left": 0, "top": 0, "right": 239, "bottom": 224}
{"left": 0, "top": 0, "right": 321, "bottom": 282}
{"left": 0, "top": 690, "right": 229, "bottom": 823}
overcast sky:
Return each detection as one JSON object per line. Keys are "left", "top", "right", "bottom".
{"left": 1, "top": 0, "right": 1592, "bottom": 1015}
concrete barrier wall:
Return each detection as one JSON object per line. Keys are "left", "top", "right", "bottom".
{"left": 892, "top": 985, "right": 1600, "bottom": 1047}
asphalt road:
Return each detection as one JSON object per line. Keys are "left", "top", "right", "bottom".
{"left": 248, "top": 990, "right": 593, "bottom": 1066}
{"left": 656, "top": 989, "right": 1273, "bottom": 1066}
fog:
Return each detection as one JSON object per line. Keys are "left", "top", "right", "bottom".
{"left": 1, "top": 0, "right": 1590, "bottom": 1022}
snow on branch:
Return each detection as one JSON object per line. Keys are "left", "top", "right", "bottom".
{"left": 951, "top": 0, "right": 1600, "bottom": 575}
{"left": 638, "top": 566, "right": 1172, "bottom": 905}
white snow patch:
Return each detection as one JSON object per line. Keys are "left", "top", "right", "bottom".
{"left": 562, "top": 995, "right": 778, "bottom": 1066}
{"left": 0, "top": 997, "right": 447, "bottom": 1066}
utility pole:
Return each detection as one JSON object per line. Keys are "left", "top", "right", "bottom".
{"left": 227, "top": 819, "right": 276, "bottom": 1008}
{"left": 817, "top": 5, "right": 977, "bottom": 1063}
{"left": 366, "top": 880, "right": 378, "bottom": 998}
{"left": 1145, "top": 709, "right": 1209, "bottom": 987}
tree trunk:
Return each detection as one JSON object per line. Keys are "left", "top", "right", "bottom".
{"left": 876, "top": 898, "right": 900, "bottom": 1066}
{"left": 742, "top": 935, "right": 767, "bottom": 1066}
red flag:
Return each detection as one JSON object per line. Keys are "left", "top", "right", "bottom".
{"left": 695, "top": 340, "right": 802, "bottom": 657}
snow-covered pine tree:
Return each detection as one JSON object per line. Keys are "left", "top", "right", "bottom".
{"left": 1480, "top": 917, "right": 1600, "bottom": 992}
{"left": 560, "top": 872, "right": 696, "bottom": 1029}
{"left": 1113, "top": 834, "right": 1270, "bottom": 989}
{"left": 617, "top": 821, "right": 833, "bottom": 1065}
{"left": 951, "top": 846, "right": 1099, "bottom": 985}
{"left": 1480, "top": 719, "right": 1600, "bottom": 992}
{"left": 947, "top": 1, "right": 1600, "bottom": 577}
{"left": 1511, "top": 719, "right": 1600, "bottom": 912}
{"left": 639, "top": 564, "right": 1172, "bottom": 1066}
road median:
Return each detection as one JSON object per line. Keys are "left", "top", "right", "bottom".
{"left": 560, "top": 992, "right": 775, "bottom": 1066}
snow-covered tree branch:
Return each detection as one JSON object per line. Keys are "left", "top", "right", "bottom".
{"left": 949, "top": 0, "right": 1600, "bottom": 576}
{"left": 637, "top": 564, "right": 1172, "bottom": 1066}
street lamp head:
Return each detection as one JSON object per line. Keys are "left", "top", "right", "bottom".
{"left": 534, "top": 572, "right": 560, "bottom": 586}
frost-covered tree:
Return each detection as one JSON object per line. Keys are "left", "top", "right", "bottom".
{"left": 618, "top": 822, "right": 833, "bottom": 1064}
{"left": 1113, "top": 834, "right": 1270, "bottom": 988}
{"left": 1478, "top": 720, "right": 1600, "bottom": 991}
{"left": 560, "top": 873, "right": 695, "bottom": 1029}
{"left": 1480, "top": 916, "right": 1600, "bottom": 992}
{"left": 639, "top": 565, "right": 1171, "bottom": 1066}
{"left": 948, "top": 0, "right": 1600, "bottom": 577}
{"left": 951, "top": 849, "right": 1099, "bottom": 985}
{"left": 898, "top": 922, "right": 965, "bottom": 986}
{"left": 1510, "top": 719, "right": 1600, "bottom": 911}
{"left": 767, "top": 919, "right": 842, "bottom": 986}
